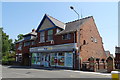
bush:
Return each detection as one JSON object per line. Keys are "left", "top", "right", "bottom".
{"left": 2, "top": 51, "right": 16, "bottom": 65}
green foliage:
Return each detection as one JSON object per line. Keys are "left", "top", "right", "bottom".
{"left": 15, "top": 34, "right": 24, "bottom": 42}
{"left": 1, "top": 28, "right": 16, "bottom": 65}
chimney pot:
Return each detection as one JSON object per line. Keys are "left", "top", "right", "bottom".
{"left": 32, "top": 29, "right": 35, "bottom": 32}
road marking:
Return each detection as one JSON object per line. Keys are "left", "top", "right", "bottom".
{"left": 64, "top": 70, "right": 111, "bottom": 76}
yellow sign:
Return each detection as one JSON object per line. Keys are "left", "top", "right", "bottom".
{"left": 111, "top": 71, "right": 120, "bottom": 80}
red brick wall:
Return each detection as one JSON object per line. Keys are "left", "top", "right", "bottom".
{"left": 78, "top": 17, "right": 107, "bottom": 62}
{"left": 35, "top": 28, "right": 76, "bottom": 47}
{"left": 15, "top": 43, "right": 22, "bottom": 53}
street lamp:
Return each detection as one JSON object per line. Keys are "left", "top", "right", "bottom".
{"left": 70, "top": 6, "right": 81, "bottom": 70}
{"left": 70, "top": 6, "right": 80, "bottom": 20}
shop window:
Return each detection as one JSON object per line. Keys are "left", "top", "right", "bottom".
{"left": 51, "top": 53, "right": 57, "bottom": 66}
{"left": 62, "top": 33, "right": 71, "bottom": 40}
{"left": 32, "top": 53, "right": 41, "bottom": 65}
{"left": 58, "top": 53, "right": 64, "bottom": 56}
{"left": 58, "top": 56, "right": 64, "bottom": 66}
{"left": 65, "top": 53, "right": 73, "bottom": 67}
{"left": 58, "top": 53, "right": 64, "bottom": 66}
{"left": 48, "top": 29, "right": 53, "bottom": 41}
{"left": 40, "top": 31, "right": 45, "bottom": 42}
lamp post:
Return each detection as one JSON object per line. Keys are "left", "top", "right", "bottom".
{"left": 70, "top": 6, "right": 80, "bottom": 20}
{"left": 70, "top": 6, "right": 80, "bottom": 70}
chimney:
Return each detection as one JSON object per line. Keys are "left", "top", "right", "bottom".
{"left": 32, "top": 29, "right": 35, "bottom": 32}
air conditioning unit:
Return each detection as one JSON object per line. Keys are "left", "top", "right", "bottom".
{"left": 50, "top": 40, "right": 54, "bottom": 44}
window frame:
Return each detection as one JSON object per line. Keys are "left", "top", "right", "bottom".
{"left": 62, "top": 33, "right": 71, "bottom": 40}
{"left": 40, "top": 31, "right": 45, "bottom": 43}
{"left": 47, "top": 29, "right": 53, "bottom": 41}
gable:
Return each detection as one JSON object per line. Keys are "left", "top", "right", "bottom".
{"left": 38, "top": 17, "right": 55, "bottom": 31}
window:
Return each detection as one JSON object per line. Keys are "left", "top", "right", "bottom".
{"left": 40, "top": 31, "right": 45, "bottom": 42}
{"left": 58, "top": 53, "right": 64, "bottom": 56}
{"left": 94, "top": 38, "right": 97, "bottom": 43}
{"left": 83, "top": 40, "right": 86, "bottom": 45}
{"left": 62, "top": 33, "right": 71, "bottom": 40}
{"left": 18, "top": 42, "right": 22, "bottom": 50}
{"left": 18, "top": 45, "right": 22, "bottom": 50}
{"left": 91, "top": 37, "right": 94, "bottom": 42}
{"left": 32, "top": 41, "right": 35, "bottom": 45}
{"left": 91, "top": 36, "right": 97, "bottom": 43}
{"left": 48, "top": 29, "right": 53, "bottom": 41}
{"left": 58, "top": 53, "right": 64, "bottom": 66}
{"left": 24, "top": 36, "right": 31, "bottom": 40}
{"left": 24, "top": 42, "right": 30, "bottom": 46}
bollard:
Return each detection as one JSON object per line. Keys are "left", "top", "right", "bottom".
{"left": 111, "top": 71, "right": 120, "bottom": 80}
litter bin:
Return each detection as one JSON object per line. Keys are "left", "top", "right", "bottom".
{"left": 111, "top": 71, "right": 120, "bottom": 80}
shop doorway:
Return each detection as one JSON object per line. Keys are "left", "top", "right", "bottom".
{"left": 42, "top": 54, "right": 50, "bottom": 67}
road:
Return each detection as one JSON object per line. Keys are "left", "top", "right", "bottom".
{"left": 2, "top": 65, "right": 111, "bottom": 78}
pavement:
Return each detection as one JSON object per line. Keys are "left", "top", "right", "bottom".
{"left": 2, "top": 65, "right": 111, "bottom": 78}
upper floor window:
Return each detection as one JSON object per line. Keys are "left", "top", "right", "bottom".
{"left": 62, "top": 33, "right": 71, "bottom": 40}
{"left": 18, "top": 43, "right": 22, "bottom": 50}
{"left": 32, "top": 41, "right": 35, "bottom": 45}
{"left": 40, "top": 31, "right": 45, "bottom": 42}
{"left": 24, "top": 36, "right": 31, "bottom": 40}
{"left": 48, "top": 29, "right": 53, "bottom": 41}
{"left": 24, "top": 42, "right": 30, "bottom": 46}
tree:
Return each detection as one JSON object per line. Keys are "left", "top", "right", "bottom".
{"left": 15, "top": 34, "right": 24, "bottom": 42}
{"left": 1, "top": 28, "right": 15, "bottom": 65}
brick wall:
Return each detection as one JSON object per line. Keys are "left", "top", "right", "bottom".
{"left": 35, "top": 28, "right": 76, "bottom": 47}
{"left": 77, "top": 17, "right": 107, "bottom": 62}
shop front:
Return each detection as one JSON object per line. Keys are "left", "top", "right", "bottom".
{"left": 30, "top": 43, "right": 77, "bottom": 69}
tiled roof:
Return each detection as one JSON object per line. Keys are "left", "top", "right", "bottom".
{"left": 23, "top": 30, "right": 37, "bottom": 37}
{"left": 56, "top": 16, "right": 93, "bottom": 35}
{"left": 46, "top": 14, "right": 66, "bottom": 29}
{"left": 15, "top": 39, "right": 24, "bottom": 43}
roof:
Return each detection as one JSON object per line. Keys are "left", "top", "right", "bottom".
{"left": 15, "top": 39, "right": 24, "bottom": 44}
{"left": 23, "top": 29, "right": 37, "bottom": 37}
{"left": 46, "top": 14, "right": 66, "bottom": 29}
{"left": 56, "top": 16, "right": 93, "bottom": 35}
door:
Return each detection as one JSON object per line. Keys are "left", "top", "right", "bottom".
{"left": 44, "top": 54, "right": 50, "bottom": 67}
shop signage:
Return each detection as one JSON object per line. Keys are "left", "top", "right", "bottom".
{"left": 30, "top": 43, "right": 77, "bottom": 53}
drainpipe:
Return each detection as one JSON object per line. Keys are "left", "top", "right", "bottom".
{"left": 73, "top": 32, "right": 76, "bottom": 69}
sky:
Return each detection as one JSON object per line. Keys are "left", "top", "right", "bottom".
{"left": 2, "top": 2, "right": 118, "bottom": 56}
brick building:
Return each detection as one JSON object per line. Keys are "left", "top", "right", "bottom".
{"left": 115, "top": 47, "right": 120, "bottom": 69}
{"left": 15, "top": 14, "right": 107, "bottom": 70}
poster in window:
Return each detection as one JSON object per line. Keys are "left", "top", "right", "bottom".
{"left": 58, "top": 56, "right": 64, "bottom": 66}
{"left": 65, "top": 53, "right": 73, "bottom": 67}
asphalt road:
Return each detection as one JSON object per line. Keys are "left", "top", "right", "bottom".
{"left": 2, "top": 65, "right": 111, "bottom": 78}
